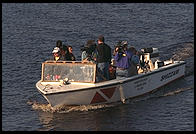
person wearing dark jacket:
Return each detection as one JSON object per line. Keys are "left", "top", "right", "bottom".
{"left": 68, "top": 45, "right": 76, "bottom": 61}
{"left": 96, "top": 35, "right": 111, "bottom": 81}
{"left": 62, "top": 45, "right": 72, "bottom": 61}
{"left": 129, "top": 46, "right": 140, "bottom": 76}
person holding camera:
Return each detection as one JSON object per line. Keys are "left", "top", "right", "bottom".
{"left": 114, "top": 41, "right": 133, "bottom": 78}
{"left": 81, "top": 40, "right": 97, "bottom": 62}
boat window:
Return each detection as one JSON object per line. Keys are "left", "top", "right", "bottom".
{"left": 42, "top": 61, "right": 96, "bottom": 83}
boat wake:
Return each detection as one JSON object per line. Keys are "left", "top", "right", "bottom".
{"left": 27, "top": 100, "right": 114, "bottom": 113}
{"left": 162, "top": 86, "right": 193, "bottom": 97}
{"left": 56, "top": 104, "right": 114, "bottom": 113}
{"left": 27, "top": 101, "right": 54, "bottom": 113}
{"left": 126, "top": 85, "right": 193, "bottom": 105}
{"left": 171, "top": 42, "right": 194, "bottom": 61}
{"left": 159, "top": 42, "right": 194, "bottom": 60}
{"left": 160, "top": 42, "right": 194, "bottom": 76}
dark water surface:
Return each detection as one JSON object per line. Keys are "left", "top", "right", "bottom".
{"left": 2, "top": 3, "right": 194, "bottom": 131}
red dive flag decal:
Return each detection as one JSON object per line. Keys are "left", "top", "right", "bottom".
{"left": 100, "top": 87, "right": 116, "bottom": 99}
{"left": 90, "top": 92, "right": 107, "bottom": 104}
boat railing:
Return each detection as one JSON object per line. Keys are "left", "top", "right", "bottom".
{"left": 44, "top": 60, "right": 95, "bottom": 64}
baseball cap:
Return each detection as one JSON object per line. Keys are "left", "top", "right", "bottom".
{"left": 52, "top": 47, "right": 60, "bottom": 53}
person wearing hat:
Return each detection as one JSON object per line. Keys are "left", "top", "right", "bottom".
{"left": 96, "top": 35, "right": 111, "bottom": 81}
{"left": 81, "top": 40, "right": 97, "bottom": 62}
{"left": 114, "top": 41, "right": 133, "bottom": 78}
{"left": 52, "top": 47, "right": 64, "bottom": 61}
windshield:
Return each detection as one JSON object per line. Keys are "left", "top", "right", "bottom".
{"left": 42, "top": 61, "right": 96, "bottom": 83}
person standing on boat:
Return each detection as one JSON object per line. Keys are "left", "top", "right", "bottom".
{"left": 62, "top": 45, "right": 73, "bottom": 61}
{"left": 56, "top": 40, "right": 65, "bottom": 59}
{"left": 68, "top": 45, "right": 76, "bottom": 61}
{"left": 81, "top": 40, "right": 98, "bottom": 62}
{"left": 114, "top": 41, "right": 133, "bottom": 78}
{"left": 129, "top": 46, "right": 140, "bottom": 76}
{"left": 96, "top": 35, "right": 111, "bottom": 81}
{"left": 56, "top": 40, "right": 63, "bottom": 49}
{"left": 55, "top": 40, "right": 72, "bottom": 61}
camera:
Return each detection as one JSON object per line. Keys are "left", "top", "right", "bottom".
{"left": 81, "top": 44, "right": 96, "bottom": 55}
{"left": 114, "top": 41, "right": 127, "bottom": 54}
{"left": 81, "top": 46, "right": 89, "bottom": 53}
{"left": 81, "top": 43, "right": 96, "bottom": 61}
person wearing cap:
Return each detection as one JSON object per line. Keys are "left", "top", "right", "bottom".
{"left": 52, "top": 47, "right": 64, "bottom": 61}
{"left": 81, "top": 40, "right": 97, "bottom": 62}
{"left": 114, "top": 41, "right": 133, "bottom": 78}
{"left": 96, "top": 35, "right": 111, "bottom": 81}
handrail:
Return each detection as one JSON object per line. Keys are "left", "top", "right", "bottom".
{"left": 44, "top": 60, "right": 95, "bottom": 64}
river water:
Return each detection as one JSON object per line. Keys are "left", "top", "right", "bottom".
{"left": 2, "top": 3, "right": 194, "bottom": 131}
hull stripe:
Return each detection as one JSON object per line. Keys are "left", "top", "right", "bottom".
{"left": 90, "top": 92, "right": 107, "bottom": 104}
{"left": 100, "top": 87, "right": 116, "bottom": 99}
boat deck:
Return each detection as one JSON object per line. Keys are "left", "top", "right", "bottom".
{"left": 36, "top": 77, "right": 125, "bottom": 94}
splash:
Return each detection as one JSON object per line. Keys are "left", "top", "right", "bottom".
{"left": 27, "top": 100, "right": 114, "bottom": 113}
{"left": 57, "top": 104, "right": 114, "bottom": 113}
{"left": 27, "top": 101, "right": 55, "bottom": 113}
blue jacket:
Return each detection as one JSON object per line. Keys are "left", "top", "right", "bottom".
{"left": 114, "top": 50, "right": 133, "bottom": 69}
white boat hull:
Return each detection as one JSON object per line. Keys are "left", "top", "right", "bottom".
{"left": 36, "top": 61, "right": 185, "bottom": 107}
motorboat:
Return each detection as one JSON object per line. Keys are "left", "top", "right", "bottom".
{"left": 36, "top": 48, "right": 186, "bottom": 108}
